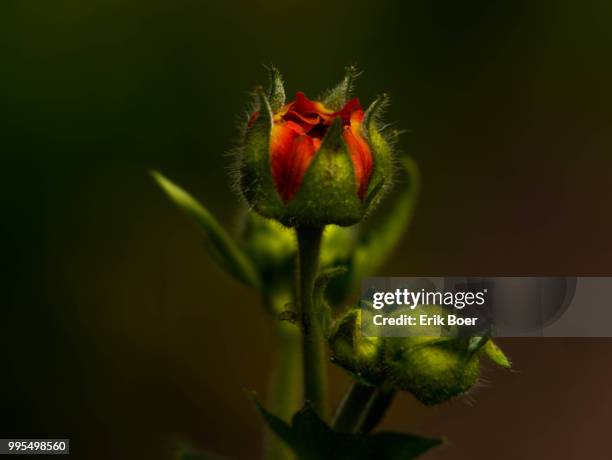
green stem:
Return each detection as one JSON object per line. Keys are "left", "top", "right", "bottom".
{"left": 331, "top": 382, "right": 376, "bottom": 433}
{"left": 296, "top": 225, "right": 327, "bottom": 418}
{"left": 359, "top": 387, "right": 397, "bottom": 434}
{"left": 266, "top": 321, "right": 301, "bottom": 460}
{"left": 332, "top": 382, "right": 397, "bottom": 434}
{"left": 264, "top": 286, "right": 301, "bottom": 460}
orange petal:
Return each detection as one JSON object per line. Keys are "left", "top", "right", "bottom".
{"left": 284, "top": 110, "right": 321, "bottom": 132}
{"left": 293, "top": 91, "right": 332, "bottom": 115}
{"left": 271, "top": 122, "right": 301, "bottom": 195}
{"left": 270, "top": 122, "right": 318, "bottom": 203}
{"left": 343, "top": 121, "right": 372, "bottom": 200}
{"left": 334, "top": 97, "right": 363, "bottom": 124}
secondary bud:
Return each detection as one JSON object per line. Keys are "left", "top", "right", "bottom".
{"left": 328, "top": 307, "right": 511, "bottom": 405}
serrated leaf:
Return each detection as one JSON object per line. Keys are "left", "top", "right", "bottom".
{"left": 152, "top": 171, "right": 262, "bottom": 290}
{"left": 251, "top": 397, "right": 441, "bottom": 460}
{"left": 484, "top": 340, "right": 511, "bottom": 368}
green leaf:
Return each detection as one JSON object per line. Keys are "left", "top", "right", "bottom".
{"left": 151, "top": 171, "right": 262, "bottom": 290}
{"left": 483, "top": 340, "right": 512, "bottom": 368}
{"left": 251, "top": 397, "right": 441, "bottom": 460}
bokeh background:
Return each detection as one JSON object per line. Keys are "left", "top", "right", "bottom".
{"left": 2, "top": 0, "right": 612, "bottom": 458}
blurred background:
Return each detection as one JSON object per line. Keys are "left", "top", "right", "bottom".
{"left": 2, "top": 0, "right": 612, "bottom": 458}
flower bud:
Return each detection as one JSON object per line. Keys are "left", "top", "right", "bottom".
{"left": 384, "top": 335, "right": 483, "bottom": 405}
{"left": 328, "top": 306, "right": 511, "bottom": 405}
{"left": 238, "top": 67, "right": 393, "bottom": 227}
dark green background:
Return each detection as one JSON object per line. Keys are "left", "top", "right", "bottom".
{"left": 2, "top": 1, "right": 612, "bottom": 458}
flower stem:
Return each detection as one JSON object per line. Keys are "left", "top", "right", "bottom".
{"left": 332, "top": 382, "right": 397, "bottom": 434}
{"left": 296, "top": 225, "right": 327, "bottom": 418}
{"left": 331, "top": 382, "right": 376, "bottom": 433}
{"left": 359, "top": 387, "right": 397, "bottom": 434}
{"left": 265, "top": 287, "right": 301, "bottom": 460}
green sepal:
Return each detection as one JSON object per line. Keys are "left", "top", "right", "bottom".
{"left": 151, "top": 171, "right": 262, "bottom": 290}
{"left": 266, "top": 66, "right": 286, "bottom": 113}
{"left": 363, "top": 93, "right": 389, "bottom": 137}
{"left": 285, "top": 118, "right": 363, "bottom": 227}
{"left": 384, "top": 334, "right": 483, "bottom": 406}
{"left": 363, "top": 94, "right": 393, "bottom": 210}
{"left": 467, "top": 336, "right": 489, "bottom": 355}
{"left": 330, "top": 157, "right": 420, "bottom": 302}
{"left": 251, "top": 396, "right": 442, "bottom": 460}
{"left": 257, "top": 84, "right": 275, "bottom": 123}
{"left": 483, "top": 340, "right": 512, "bottom": 368}
{"left": 319, "top": 65, "right": 360, "bottom": 111}
{"left": 240, "top": 88, "right": 285, "bottom": 220}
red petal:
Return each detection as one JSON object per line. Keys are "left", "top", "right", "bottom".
{"left": 284, "top": 110, "right": 320, "bottom": 132}
{"left": 270, "top": 92, "right": 371, "bottom": 203}
{"left": 333, "top": 98, "right": 363, "bottom": 124}
{"left": 270, "top": 122, "right": 318, "bottom": 203}
{"left": 293, "top": 91, "right": 331, "bottom": 116}
{"left": 343, "top": 122, "right": 372, "bottom": 200}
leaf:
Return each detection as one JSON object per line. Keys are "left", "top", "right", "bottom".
{"left": 251, "top": 396, "right": 441, "bottom": 460}
{"left": 151, "top": 171, "right": 262, "bottom": 290}
{"left": 483, "top": 340, "right": 512, "bottom": 368}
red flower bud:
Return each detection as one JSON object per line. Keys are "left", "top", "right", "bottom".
{"left": 268, "top": 92, "right": 372, "bottom": 203}
{"left": 239, "top": 67, "right": 394, "bottom": 227}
